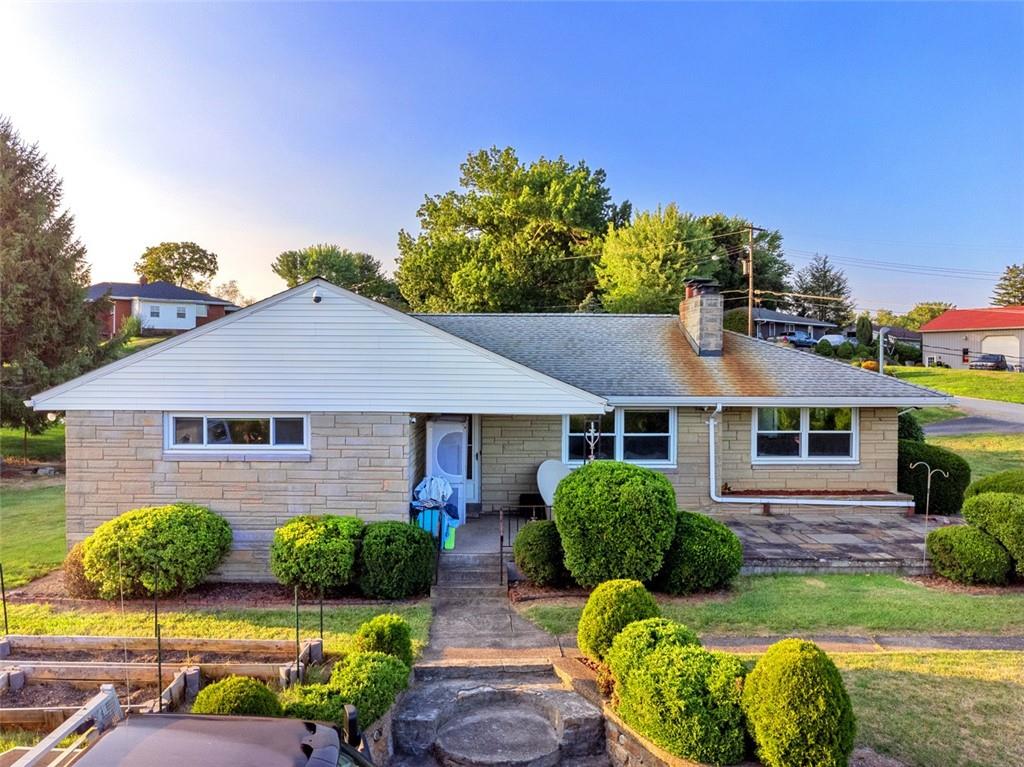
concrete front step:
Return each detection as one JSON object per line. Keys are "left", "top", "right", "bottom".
{"left": 415, "top": 659, "right": 555, "bottom": 683}
{"left": 437, "top": 567, "right": 501, "bottom": 584}
{"left": 431, "top": 584, "right": 508, "bottom": 601}
{"left": 439, "top": 552, "right": 503, "bottom": 568}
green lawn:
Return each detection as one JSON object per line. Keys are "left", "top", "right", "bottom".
{"left": 911, "top": 405, "right": 965, "bottom": 426}
{"left": 116, "top": 335, "right": 166, "bottom": 357}
{"left": 836, "top": 651, "right": 1022, "bottom": 767}
{"left": 3, "top": 602, "right": 432, "bottom": 657}
{"left": 0, "top": 485, "right": 66, "bottom": 586}
{"left": 0, "top": 424, "right": 66, "bottom": 462}
{"left": 520, "top": 574, "right": 1024, "bottom": 636}
{"left": 891, "top": 366, "right": 1024, "bottom": 404}
{"left": 927, "top": 433, "right": 1024, "bottom": 479}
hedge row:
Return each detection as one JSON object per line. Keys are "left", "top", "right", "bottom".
{"left": 591, "top": 582, "right": 855, "bottom": 767}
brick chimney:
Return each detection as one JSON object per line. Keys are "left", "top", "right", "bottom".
{"left": 680, "top": 277, "right": 723, "bottom": 356}
{"left": 139, "top": 276, "right": 149, "bottom": 286}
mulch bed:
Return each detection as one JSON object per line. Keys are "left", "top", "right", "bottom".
{"left": 1, "top": 682, "right": 158, "bottom": 709}
{"left": 906, "top": 575, "right": 1024, "bottom": 595}
{"left": 7, "top": 649, "right": 270, "bottom": 664}
{"left": 722, "top": 488, "right": 896, "bottom": 497}
{"left": 7, "top": 570, "right": 428, "bottom": 610}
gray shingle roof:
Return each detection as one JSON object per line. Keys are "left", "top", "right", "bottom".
{"left": 752, "top": 308, "right": 836, "bottom": 327}
{"left": 87, "top": 281, "right": 234, "bottom": 305}
{"left": 415, "top": 313, "right": 947, "bottom": 402}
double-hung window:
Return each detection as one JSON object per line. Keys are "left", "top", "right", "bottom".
{"left": 149, "top": 305, "right": 160, "bottom": 318}
{"left": 564, "top": 408, "right": 676, "bottom": 466}
{"left": 176, "top": 306, "right": 187, "bottom": 319}
{"left": 166, "top": 414, "right": 309, "bottom": 452}
{"left": 753, "top": 407, "right": 857, "bottom": 463}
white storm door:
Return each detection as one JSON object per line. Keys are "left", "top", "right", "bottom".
{"left": 428, "top": 419, "right": 468, "bottom": 524}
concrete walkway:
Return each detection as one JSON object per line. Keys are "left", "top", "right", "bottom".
{"left": 924, "top": 395, "right": 1024, "bottom": 435}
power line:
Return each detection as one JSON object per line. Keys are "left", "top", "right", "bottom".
{"left": 785, "top": 250, "right": 1001, "bottom": 281}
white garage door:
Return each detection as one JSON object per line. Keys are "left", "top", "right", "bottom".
{"left": 981, "top": 335, "right": 1021, "bottom": 366}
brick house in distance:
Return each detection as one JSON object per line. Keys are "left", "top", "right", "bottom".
{"left": 89, "top": 279, "right": 238, "bottom": 338}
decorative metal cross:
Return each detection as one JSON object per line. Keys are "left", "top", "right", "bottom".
{"left": 910, "top": 460, "right": 949, "bottom": 566}
{"left": 584, "top": 420, "right": 601, "bottom": 463}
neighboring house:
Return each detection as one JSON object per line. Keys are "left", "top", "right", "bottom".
{"left": 843, "top": 324, "right": 923, "bottom": 349}
{"left": 88, "top": 279, "right": 238, "bottom": 338}
{"left": 750, "top": 308, "right": 837, "bottom": 340}
{"left": 31, "top": 278, "right": 948, "bottom": 581}
{"left": 919, "top": 306, "right": 1024, "bottom": 369}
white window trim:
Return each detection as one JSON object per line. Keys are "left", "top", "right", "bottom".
{"left": 751, "top": 407, "right": 859, "bottom": 465}
{"left": 562, "top": 407, "right": 677, "bottom": 468}
{"left": 163, "top": 413, "right": 311, "bottom": 457}
{"left": 176, "top": 305, "right": 187, "bottom": 319}
{"left": 149, "top": 305, "right": 161, "bottom": 318}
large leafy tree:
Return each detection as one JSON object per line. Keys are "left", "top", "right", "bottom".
{"left": 213, "top": 279, "right": 255, "bottom": 307}
{"left": 271, "top": 244, "right": 402, "bottom": 305}
{"left": 396, "top": 146, "right": 630, "bottom": 312}
{"left": 699, "top": 214, "right": 791, "bottom": 312}
{"left": 597, "top": 204, "right": 718, "bottom": 313}
{"left": 873, "top": 302, "right": 954, "bottom": 330}
{"left": 788, "top": 254, "right": 855, "bottom": 327}
{"left": 134, "top": 241, "right": 218, "bottom": 292}
{"left": 0, "top": 117, "right": 122, "bottom": 437}
{"left": 991, "top": 264, "right": 1024, "bottom": 306}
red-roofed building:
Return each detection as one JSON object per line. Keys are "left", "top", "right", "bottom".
{"left": 919, "top": 306, "right": 1024, "bottom": 369}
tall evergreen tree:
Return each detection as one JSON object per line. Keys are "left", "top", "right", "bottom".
{"left": 788, "top": 254, "right": 855, "bottom": 327}
{"left": 0, "top": 117, "right": 116, "bottom": 435}
{"left": 991, "top": 263, "right": 1024, "bottom": 306}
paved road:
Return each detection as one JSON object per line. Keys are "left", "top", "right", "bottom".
{"left": 923, "top": 396, "right": 1024, "bottom": 436}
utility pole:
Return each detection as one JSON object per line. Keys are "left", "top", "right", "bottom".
{"left": 745, "top": 225, "right": 766, "bottom": 337}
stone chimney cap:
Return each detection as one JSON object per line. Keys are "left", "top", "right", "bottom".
{"left": 683, "top": 276, "right": 719, "bottom": 290}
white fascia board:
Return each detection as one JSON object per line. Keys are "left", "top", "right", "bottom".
{"left": 608, "top": 395, "right": 954, "bottom": 408}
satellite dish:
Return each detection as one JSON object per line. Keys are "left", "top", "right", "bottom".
{"left": 537, "top": 460, "right": 573, "bottom": 506}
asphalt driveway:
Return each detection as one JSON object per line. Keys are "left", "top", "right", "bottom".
{"left": 923, "top": 396, "right": 1024, "bottom": 435}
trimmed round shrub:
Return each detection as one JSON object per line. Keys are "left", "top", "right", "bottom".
{"left": 606, "top": 618, "right": 700, "bottom": 697}
{"left": 962, "top": 492, "right": 1024, "bottom": 576}
{"left": 577, "top": 579, "right": 659, "bottom": 663}
{"left": 354, "top": 613, "right": 413, "bottom": 667}
{"left": 270, "top": 515, "right": 364, "bottom": 593}
{"left": 82, "top": 504, "right": 232, "bottom": 600}
{"left": 653, "top": 511, "right": 743, "bottom": 595}
{"left": 898, "top": 440, "right": 971, "bottom": 515}
{"left": 926, "top": 525, "right": 1011, "bottom": 585}
{"left": 359, "top": 521, "right": 434, "bottom": 599}
{"left": 279, "top": 683, "right": 348, "bottom": 725}
{"left": 513, "top": 520, "right": 569, "bottom": 586}
{"left": 620, "top": 644, "right": 747, "bottom": 766}
{"left": 834, "top": 341, "right": 853, "bottom": 359}
{"left": 897, "top": 411, "right": 925, "bottom": 442}
{"left": 742, "top": 639, "right": 855, "bottom": 767}
{"left": 192, "top": 676, "right": 282, "bottom": 717}
{"left": 328, "top": 651, "right": 410, "bottom": 726}
{"left": 965, "top": 469, "right": 1024, "bottom": 499}
{"left": 554, "top": 461, "right": 677, "bottom": 587}
{"left": 814, "top": 338, "right": 833, "bottom": 357}
{"left": 63, "top": 542, "right": 99, "bottom": 599}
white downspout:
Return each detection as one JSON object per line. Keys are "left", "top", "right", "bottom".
{"left": 706, "top": 404, "right": 914, "bottom": 509}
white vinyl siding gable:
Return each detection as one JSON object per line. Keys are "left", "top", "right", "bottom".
{"left": 32, "top": 282, "right": 608, "bottom": 414}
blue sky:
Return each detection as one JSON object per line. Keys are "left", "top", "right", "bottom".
{"left": 2, "top": 2, "right": 1021, "bottom": 310}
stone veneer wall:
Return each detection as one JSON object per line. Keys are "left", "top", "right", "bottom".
{"left": 64, "top": 410, "right": 411, "bottom": 581}
{"left": 478, "top": 407, "right": 900, "bottom": 513}
{"left": 479, "top": 415, "right": 563, "bottom": 507}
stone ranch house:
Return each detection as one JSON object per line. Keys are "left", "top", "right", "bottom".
{"left": 30, "top": 278, "right": 949, "bottom": 581}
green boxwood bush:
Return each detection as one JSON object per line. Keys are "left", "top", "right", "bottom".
{"left": 82, "top": 504, "right": 232, "bottom": 600}
{"left": 270, "top": 515, "right": 364, "bottom": 593}
{"left": 359, "top": 521, "right": 435, "bottom": 599}
{"left": 742, "top": 639, "right": 855, "bottom": 767}
{"left": 606, "top": 617, "right": 700, "bottom": 700}
{"left": 512, "top": 520, "right": 569, "bottom": 586}
{"left": 620, "top": 644, "right": 747, "bottom": 766}
{"left": 897, "top": 440, "right": 971, "bottom": 515}
{"left": 653, "top": 511, "right": 743, "bottom": 595}
{"left": 577, "top": 579, "right": 659, "bottom": 663}
{"left": 328, "top": 651, "right": 410, "bottom": 726}
{"left": 965, "top": 469, "right": 1024, "bottom": 499}
{"left": 192, "top": 676, "right": 282, "bottom": 717}
{"left": 279, "top": 683, "right": 349, "bottom": 725}
{"left": 354, "top": 614, "right": 413, "bottom": 667}
{"left": 898, "top": 411, "right": 925, "bottom": 442}
{"left": 926, "top": 525, "right": 1011, "bottom": 585}
{"left": 554, "top": 461, "right": 677, "bottom": 587}
{"left": 962, "top": 492, "right": 1024, "bottom": 576}
{"left": 834, "top": 341, "right": 854, "bottom": 359}
{"left": 63, "top": 541, "right": 99, "bottom": 599}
